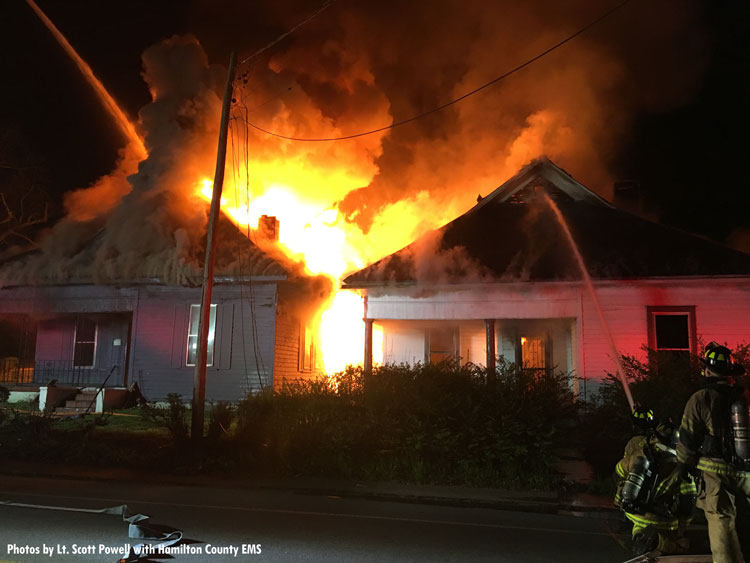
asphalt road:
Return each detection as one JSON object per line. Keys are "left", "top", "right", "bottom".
{"left": 0, "top": 475, "right": 632, "bottom": 563}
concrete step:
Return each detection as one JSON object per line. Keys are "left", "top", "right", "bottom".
{"left": 52, "top": 390, "right": 102, "bottom": 415}
{"left": 65, "top": 399, "right": 96, "bottom": 408}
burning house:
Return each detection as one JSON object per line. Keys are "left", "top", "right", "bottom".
{"left": 345, "top": 158, "right": 750, "bottom": 400}
{"left": 0, "top": 35, "right": 333, "bottom": 410}
{"left": 0, "top": 211, "right": 329, "bottom": 408}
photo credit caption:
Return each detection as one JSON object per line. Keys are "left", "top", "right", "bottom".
{"left": 6, "top": 543, "right": 262, "bottom": 557}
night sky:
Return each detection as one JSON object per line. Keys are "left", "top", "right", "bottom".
{"left": 1, "top": 0, "right": 748, "bottom": 250}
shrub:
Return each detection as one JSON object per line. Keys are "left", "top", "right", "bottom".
{"left": 235, "top": 359, "right": 579, "bottom": 488}
{"left": 579, "top": 347, "right": 705, "bottom": 478}
{"left": 141, "top": 393, "right": 189, "bottom": 444}
{"left": 0, "top": 385, "right": 8, "bottom": 424}
{"left": 207, "top": 402, "right": 235, "bottom": 441}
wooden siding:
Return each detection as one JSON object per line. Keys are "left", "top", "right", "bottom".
{"left": 36, "top": 318, "right": 71, "bottom": 362}
{"left": 380, "top": 321, "right": 426, "bottom": 365}
{"left": 130, "top": 284, "right": 277, "bottom": 402}
{"left": 272, "top": 305, "right": 303, "bottom": 387}
{"left": 458, "top": 321, "right": 485, "bottom": 366}
{"left": 272, "top": 302, "right": 324, "bottom": 388}
{"left": 364, "top": 277, "right": 750, "bottom": 401}
{"left": 0, "top": 283, "right": 279, "bottom": 401}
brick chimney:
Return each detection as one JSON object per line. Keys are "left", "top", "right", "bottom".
{"left": 258, "top": 215, "right": 279, "bottom": 242}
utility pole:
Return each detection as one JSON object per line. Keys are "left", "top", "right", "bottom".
{"left": 191, "top": 52, "right": 237, "bottom": 443}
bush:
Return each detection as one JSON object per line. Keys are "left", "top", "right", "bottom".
{"left": 579, "top": 348, "right": 705, "bottom": 478}
{"left": 207, "top": 402, "right": 235, "bottom": 441}
{"left": 0, "top": 385, "right": 8, "bottom": 424}
{"left": 141, "top": 393, "right": 189, "bottom": 444}
{"left": 235, "top": 360, "right": 578, "bottom": 488}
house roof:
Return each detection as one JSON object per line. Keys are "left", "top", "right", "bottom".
{"left": 345, "top": 157, "right": 750, "bottom": 286}
{"left": 0, "top": 213, "right": 291, "bottom": 288}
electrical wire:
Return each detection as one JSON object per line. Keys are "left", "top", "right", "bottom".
{"left": 242, "top": 0, "right": 632, "bottom": 142}
{"left": 239, "top": 0, "right": 337, "bottom": 66}
{"left": 228, "top": 82, "right": 269, "bottom": 391}
{"left": 228, "top": 91, "right": 253, "bottom": 395}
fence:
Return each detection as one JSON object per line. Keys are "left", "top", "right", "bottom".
{"left": 0, "top": 358, "right": 123, "bottom": 388}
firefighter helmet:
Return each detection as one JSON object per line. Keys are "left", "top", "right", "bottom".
{"left": 655, "top": 420, "right": 678, "bottom": 449}
{"left": 632, "top": 406, "right": 657, "bottom": 431}
{"left": 701, "top": 342, "right": 745, "bottom": 377}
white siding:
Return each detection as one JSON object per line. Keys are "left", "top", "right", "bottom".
{"left": 458, "top": 321, "right": 485, "bottom": 366}
{"left": 381, "top": 322, "right": 426, "bottom": 365}
{"left": 364, "top": 277, "right": 750, "bottom": 399}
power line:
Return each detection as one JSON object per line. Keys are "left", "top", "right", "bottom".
{"left": 240, "top": 0, "right": 337, "bottom": 66}
{"left": 243, "top": 0, "right": 632, "bottom": 142}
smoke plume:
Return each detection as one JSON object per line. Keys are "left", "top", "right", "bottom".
{"left": 1, "top": 35, "right": 228, "bottom": 286}
{"left": 2, "top": 0, "right": 709, "bottom": 288}
{"left": 193, "top": 0, "right": 706, "bottom": 239}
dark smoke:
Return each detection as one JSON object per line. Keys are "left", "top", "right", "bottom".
{"left": 193, "top": 0, "right": 707, "bottom": 232}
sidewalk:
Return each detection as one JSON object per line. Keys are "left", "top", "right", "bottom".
{"left": 0, "top": 459, "right": 617, "bottom": 518}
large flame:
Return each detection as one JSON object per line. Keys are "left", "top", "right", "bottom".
{"left": 196, "top": 150, "right": 462, "bottom": 373}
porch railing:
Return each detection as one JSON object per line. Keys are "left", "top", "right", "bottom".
{"left": 0, "top": 358, "right": 123, "bottom": 388}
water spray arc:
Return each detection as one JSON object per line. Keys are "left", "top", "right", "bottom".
{"left": 542, "top": 192, "right": 635, "bottom": 411}
{"left": 24, "top": 0, "right": 147, "bottom": 158}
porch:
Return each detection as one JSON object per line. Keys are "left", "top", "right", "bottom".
{"left": 0, "top": 358, "right": 125, "bottom": 388}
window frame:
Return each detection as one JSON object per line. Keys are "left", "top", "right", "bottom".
{"left": 517, "top": 331, "right": 552, "bottom": 375}
{"left": 646, "top": 306, "right": 697, "bottom": 355}
{"left": 298, "top": 323, "right": 314, "bottom": 372}
{"left": 73, "top": 315, "right": 97, "bottom": 369}
{"left": 426, "top": 326, "right": 458, "bottom": 364}
{"left": 186, "top": 304, "right": 217, "bottom": 367}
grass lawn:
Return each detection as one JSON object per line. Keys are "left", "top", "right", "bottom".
{"left": 0, "top": 407, "right": 175, "bottom": 470}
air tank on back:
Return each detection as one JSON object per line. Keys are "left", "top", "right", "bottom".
{"left": 731, "top": 397, "right": 750, "bottom": 462}
{"left": 621, "top": 455, "right": 651, "bottom": 506}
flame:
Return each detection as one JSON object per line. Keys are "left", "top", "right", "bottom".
{"left": 196, "top": 167, "right": 462, "bottom": 373}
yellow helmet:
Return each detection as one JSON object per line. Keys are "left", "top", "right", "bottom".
{"left": 701, "top": 342, "right": 744, "bottom": 376}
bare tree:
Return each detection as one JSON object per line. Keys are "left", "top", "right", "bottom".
{"left": 0, "top": 130, "right": 54, "bottom": 253}
{"left": 0, "top": 189, "right": 49, "bottom": 247}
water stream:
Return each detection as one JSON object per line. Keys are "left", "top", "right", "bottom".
{"left": 25, "top": 0, "right": 146, "bottom": 158}
{"left": 542, "top": 192, "right": 635, "bottom": 411}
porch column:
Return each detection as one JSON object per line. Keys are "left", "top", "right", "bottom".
{"left": 364, "top": 318, "right": 374, "bottom": 374}
{"left": 485, "top": 319, "right": 496, "bottom": 385}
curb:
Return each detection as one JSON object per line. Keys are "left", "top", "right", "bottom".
{"left": 0, "top": 461, "right": 620, "bottom": 519}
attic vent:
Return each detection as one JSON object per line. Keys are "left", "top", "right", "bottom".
{"left": 507, "top": 181, "right": 574, "bottom": 204}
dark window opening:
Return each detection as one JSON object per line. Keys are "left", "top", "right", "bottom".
{"left": 655, "top": 315, "right": 689, "bottom": 350}
{"left": 73, "top": 316, "right": 97, "bottom": 368}
{"left": 647, "top": 307, "right": 696, "bottom": 373}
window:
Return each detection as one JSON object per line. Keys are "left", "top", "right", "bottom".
{"left": 186, "top": 304, "right": 217, "bottom": 367}
{"left": 519, "top": 333, "right": 550, "bottom": 376}
{"left": 299, "top": 324, "right": 314, "bottom": 372}
{"left": 428, "top": 327, "right": 457, "bottom": 364}
{"left": 647, "top": 306, "right": 696, "bottom": 370}
{"left": 73, "top": 316, "right": 97, "bottom": 368}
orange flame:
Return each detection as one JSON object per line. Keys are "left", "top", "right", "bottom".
{"left": 196, "top": 165, "right": 462, "bottom": 373}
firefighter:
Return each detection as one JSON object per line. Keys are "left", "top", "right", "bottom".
{"left": 673, "top": 342, "right": 750, "bottom": 563}
{"left": 615, "top": 418, "right": 697, "bottom": 555}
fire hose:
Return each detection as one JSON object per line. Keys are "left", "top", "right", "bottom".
{"left": 0, "top": 500, "right": 183, "bottom": 562}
